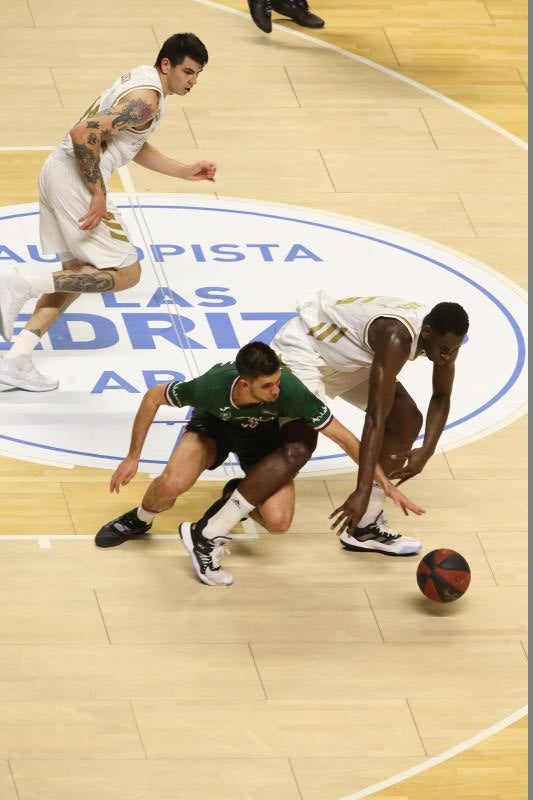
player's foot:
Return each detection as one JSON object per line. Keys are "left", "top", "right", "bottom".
{"left": 272, "top": 0, "right": 325, "bottom": 28}
{"left": 0, "top": 267, "right": 32, "bottom": 341}
{"left": 0, "top": 355, "right": 59, "bottom": 392}
{"left": 95, "top": 508, "right": 152, "bottom": 548}
{"left": 179, "top": 520, "right": 233, "bottom": 586}
{"left": 340, "top": 512, "right": 422, "bottom": 556}
{"left": 248, "top": 0, "right": 272, "bottom": 32}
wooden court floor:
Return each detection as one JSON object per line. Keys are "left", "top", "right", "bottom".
{"left": 0, "top": 0, "right": 527, "bottom": 798}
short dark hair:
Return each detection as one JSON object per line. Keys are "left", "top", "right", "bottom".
{"left": 424, "top": 302, "right": 469, "bottom": 336}
{"left": 154, "top": 33, "right": 208, "bottom": 68}
{"left": 235, "top": 342, "right": 280, "bottom": 380}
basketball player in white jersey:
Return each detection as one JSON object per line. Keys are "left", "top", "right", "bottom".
{"left": 0, "top": 33, "right": 216, "bottom": 392}
{"left": 268, "top": 292, "right": 469, "bottom": 554}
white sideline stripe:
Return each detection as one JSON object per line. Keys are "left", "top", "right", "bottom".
{"left": 338, "top": 705, "right": 528, "bottom": 800}
{"left": 191, "top": 0, "right": 527, "bottom": 151}
{"left": 0, "top": 146, "right": 54, "bottom": 151}
{"left": 0, "top": 528, "right": 259, "bottom": 542}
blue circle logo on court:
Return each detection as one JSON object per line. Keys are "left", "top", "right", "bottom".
{"left": 0, "top": 195, "right": 527, "bottom": 475}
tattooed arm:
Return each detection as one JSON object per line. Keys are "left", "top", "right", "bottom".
{"left": 69, "top": 89, "right": 159, "bottom": 230}
{"left": 133, "top": 142, "right": 216, "bottom": 182}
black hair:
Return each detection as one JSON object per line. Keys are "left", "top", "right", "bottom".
{"left": 235, "top": 342, "right": 280, "bottom": 380}
{"left": 154, "top": 33, "right": 208, "bottom": 68}
{"left": 423, "top": 302, "right": 469, "bottom": 336}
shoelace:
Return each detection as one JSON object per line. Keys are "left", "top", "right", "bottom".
{"left": 265, "top": 0, "right": 272, "bottom": 11}
{"left": 371, "top": 517, "right": 401, "bottom": 541}
{"left": 211, "top": 543, "right": 231, "bottom": 571}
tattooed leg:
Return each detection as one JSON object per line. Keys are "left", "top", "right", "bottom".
{"left": 54, "top": 271, "right": 116, "bottom": 292}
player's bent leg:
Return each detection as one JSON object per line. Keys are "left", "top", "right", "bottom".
{"left": 379, "top": 382, "right": 423, "bottom": 474}
{"left": 255, "top": 481, "right": 295, "bottom": 533}
{"left": 96, "top": 433, "right": 217, "bottom": 549}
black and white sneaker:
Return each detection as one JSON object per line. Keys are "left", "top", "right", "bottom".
{"left": 340, "top": 512, "right": 421, "bottom": 557}
{"left": 95, "top": 508, "right": 152, "bottom": 548}
{"left": 179, "top": 519, "right": 233, "bottom": 586}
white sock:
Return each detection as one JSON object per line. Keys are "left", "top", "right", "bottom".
{"left": 203, "top": 489, "right": 255, "bottom": 539}
{"left": 23, "top": 268, "right": 55, "bottom": 296}
{"left": 356, "top": 483, "right": 385, "bottom": 529}
{"left": 137, "top": 505, "right": 157, "bottom": 524}
{"left": 5, "top": 329, "right": 40, "bottom": 360}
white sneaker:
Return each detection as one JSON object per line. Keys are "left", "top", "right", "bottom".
{"left": 179, "top": 521, "right": 234, "bottom": 586}
{"left": 0, "top": 267, "right": 32, "bottom": 341}
{"left": 340, "top": 512, "right": 422, "bottom": 557}
{"left": 0, "top": 355, "right": 59, "bottom": 392}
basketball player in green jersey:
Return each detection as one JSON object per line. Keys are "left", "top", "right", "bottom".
{"left": 96, "top": 342, "right": 424, "bottom": 586}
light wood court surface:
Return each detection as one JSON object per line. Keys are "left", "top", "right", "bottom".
{"left": 0, "top": 1, "right": 527, "bottom": 798}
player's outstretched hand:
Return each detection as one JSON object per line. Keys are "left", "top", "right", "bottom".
{"left": 383, "top": 482, "right": 425, "bottom": 517}
{"left": 110, "top": 456, "right": 139, "bottom": 493}
{"left": 184, "top": 160, "right": 217, "bottom": 182}
{"left": 388, "top": 447, "right": 430, "bottom": 484}
{"left": 328, "top": 491, "right": 368, "bottom": 536}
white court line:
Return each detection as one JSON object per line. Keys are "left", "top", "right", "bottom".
{"left": 0, "top": 527, "right": 259, "bottom": 542}
{"left": 192, "top": 0, "right": 527, "bottom": 151}
{"left": 338, "top": 705, "right": 528, "bottom": 799}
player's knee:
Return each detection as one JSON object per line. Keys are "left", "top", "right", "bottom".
{"left": 264, "top": 510, "right": 293, "bottom": 534}
{"left": 157, "top": 472, "right": 188, "bottom": 499}
{"left": 118, "top": 261, "right": 142, "bottom": 290}
{"left": 280, "top": 439, "right": 314, "bottom": 473}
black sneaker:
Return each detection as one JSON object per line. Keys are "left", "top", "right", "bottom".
{"left": 95, "top": 508, "right": 152, "bottom": 548}
{"left": 248, "top": 0, "right": 272, "bottom": 32}
{"left": 179, "top": 519, "right": 233, "bottom": 586}
{"left": 272, "top": 0, "right": 325, "bottom": 28}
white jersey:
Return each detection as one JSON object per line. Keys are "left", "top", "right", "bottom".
{"left": 297, "top": 291, "right": 430, "bottom": 371}
{"left": 58, "top": 65, "right": 165, "bottom": 183}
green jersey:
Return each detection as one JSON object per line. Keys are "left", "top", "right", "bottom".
{"left": 165, "top": 362, "right": 332, "bottom": 432}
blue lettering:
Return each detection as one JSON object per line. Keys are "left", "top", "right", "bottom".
{"left": 122, "top": 313, "right": 205, "bottom": 350}
{"left": 143, "top": 370, "right": 185, "bottom": 388}
{"left": 147, "top": 287, "right": 193, "bottom": 308}
{"left": 27, "top": 245, "right": 61, "bottom": 263}
{"left": 195, "top": 287, "right": 236, "bottom": 307}
{"left": 150, "top": 244, "right": 185, "bottom": 262}
{"left": 246, "top": 243, "right": 279, "bottom": 262}
{"left": 0, "top": 314, "right": 42, "bottom": 351}
{"left": 240, "top": 312, "right": 297, "bottom": 344}
{"left": 47, "top": 314, "right": 119, "bottom": 350}
{"left": 191, "top": 244, "right": 206, "bottom": 262}
{"left": 0, "top": 245, "right": 24, "bottom": 263}
{"left": 285, "top": 244, "right": 323, "bottom": 262}
{"left": 91, "top": 371, "right": 140, "bottom": 394}
{"left": 102, "top": 292, "right": 141, "bottom": 308}
{"left": 206, "top": 313, "right": 240, "bottom": 348}
{"left": 211, "top": 244, "right": 245, "bottom": 262}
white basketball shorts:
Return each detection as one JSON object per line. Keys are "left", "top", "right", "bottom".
{"left": 272, "top": 315, "right": 371, "bottom": 410}
{"left": 38, "top": 149, "right": 138, "bottom": 269}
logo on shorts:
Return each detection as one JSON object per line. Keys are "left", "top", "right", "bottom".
{"left": 0, "top": 196, "right": 527, "bottom": 477}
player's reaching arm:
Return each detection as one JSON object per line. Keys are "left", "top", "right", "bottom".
{"left": 69, "top": 89, "right": 160, "bottom": 230}
{"left": 346, "top": 319, "right": 412, "bottom": 518}
{"left": 109, "top": 383, "right": 169, "bottom": 493}
{"left": 133, "top": 141, "right": 216, "bottom": 182}
{"left": 320, "top": 416, "right": 425, "bottom": 527}
{"left": 389, "top": 359, "right": 456, "bottom": 484}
